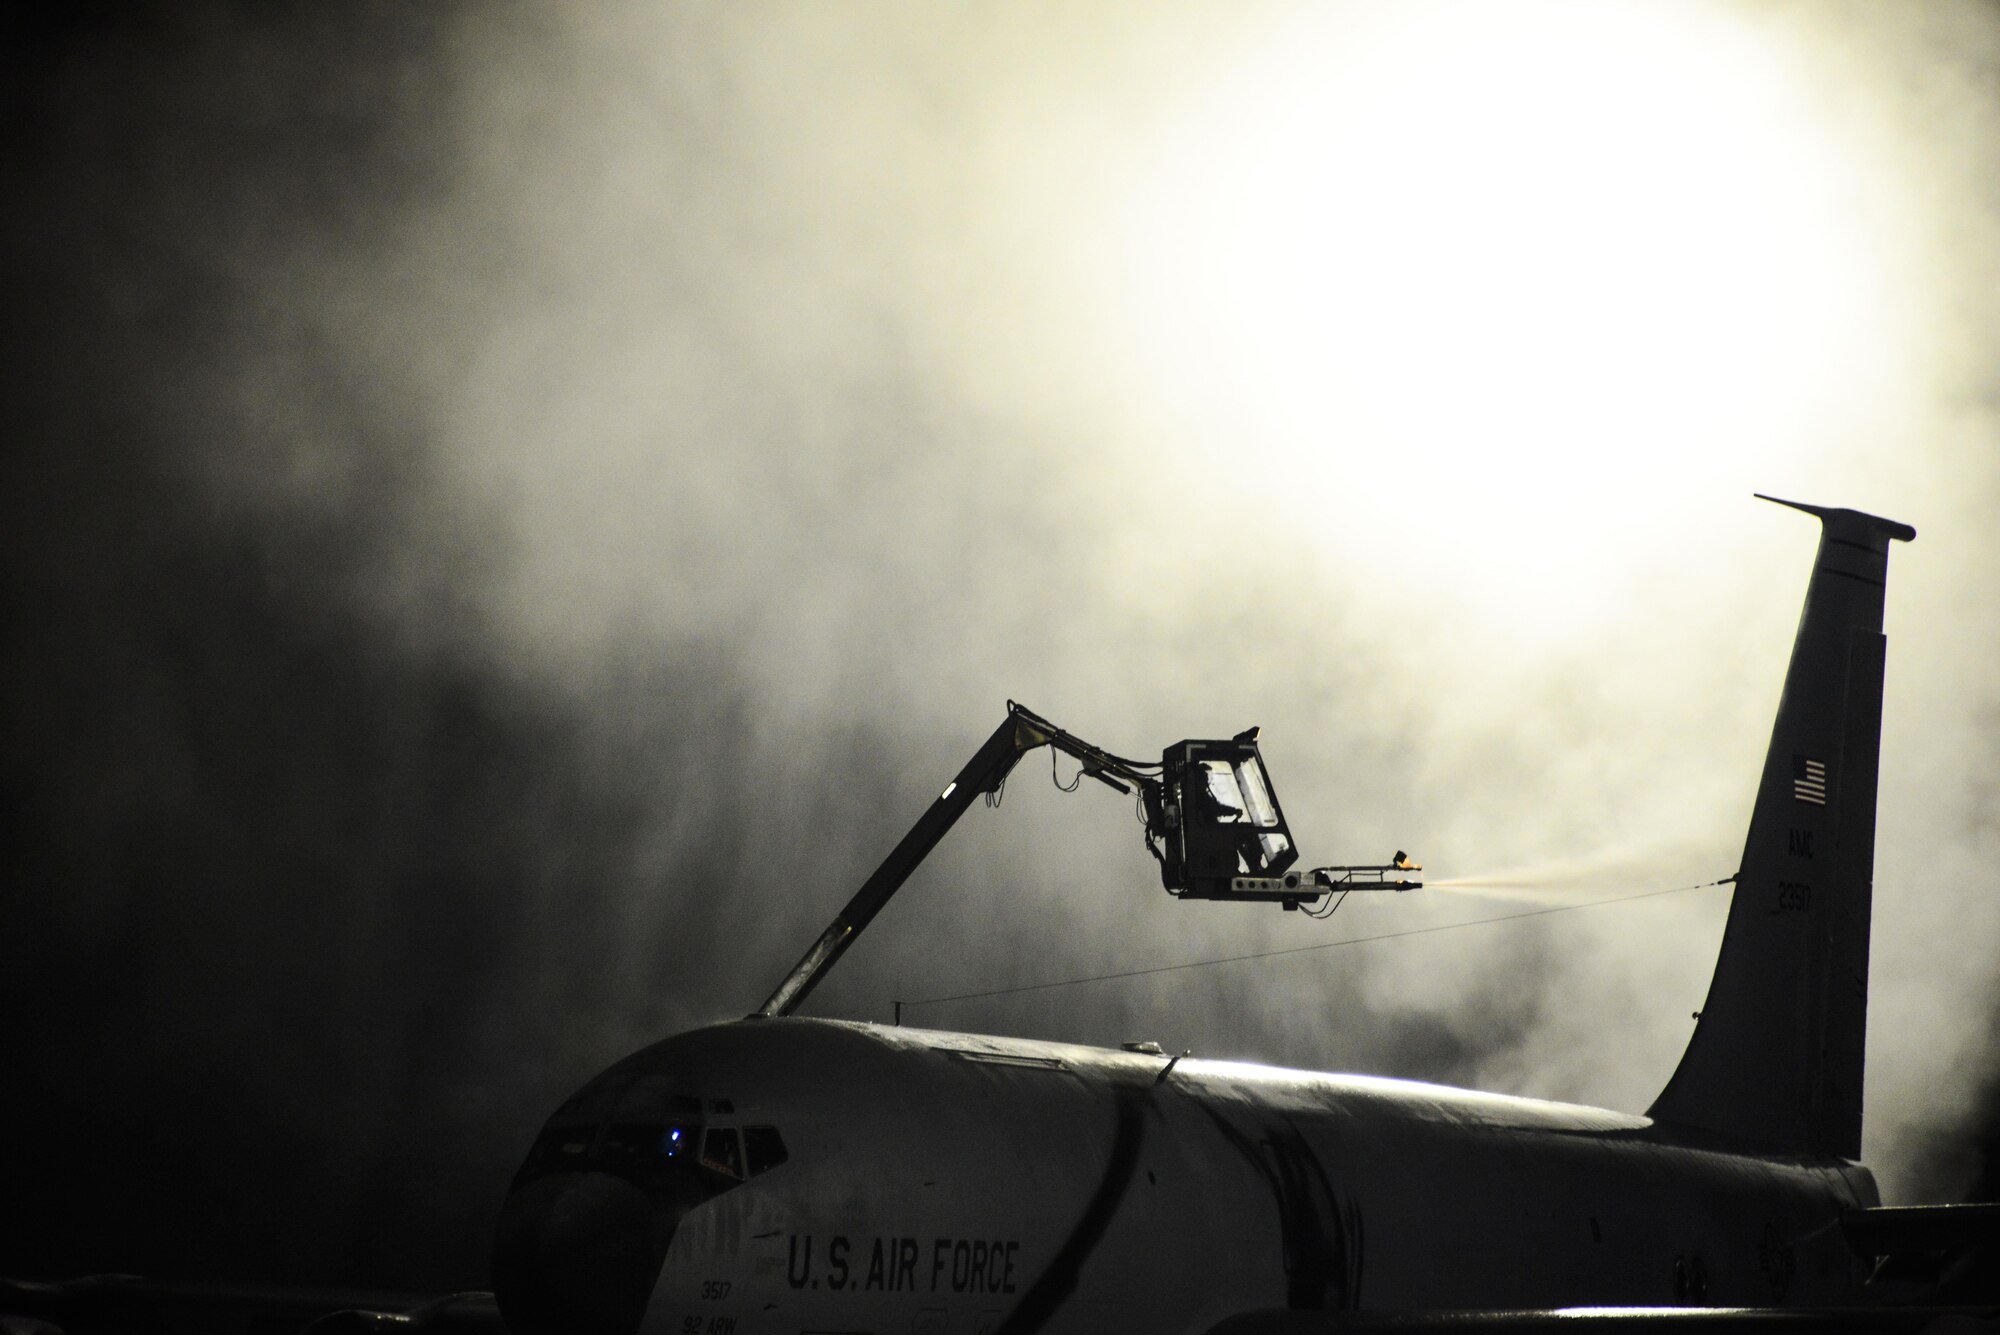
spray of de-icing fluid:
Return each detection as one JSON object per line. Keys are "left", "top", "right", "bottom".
{"left": 1424, "top": 840, "right": 1730, "bottom": 905}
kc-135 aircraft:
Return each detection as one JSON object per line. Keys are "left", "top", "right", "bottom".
{"left": 479, "top": 496, "right": 1998, "bottom": 1335}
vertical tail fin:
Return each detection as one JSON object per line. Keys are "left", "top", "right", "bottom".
{"left": 1647, "top": 496, "right": 1914, "bottom": 1159}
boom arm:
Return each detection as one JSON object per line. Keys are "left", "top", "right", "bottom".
{"left": 756, "top": 703, "right": 1149, "bottom": 1018}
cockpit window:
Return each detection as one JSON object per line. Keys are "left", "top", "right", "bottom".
{"left": 527, "top": 1121, "right": 598, "bottom": 1170}
{"left": 743, "top": 1125, "right": 788, "bottom": 1177}
{"left": 516, "top": 1079, "right": 772, "bottom": 1195}
{"left": 700, "top": 1127, "right": 743, "bottom": 1179}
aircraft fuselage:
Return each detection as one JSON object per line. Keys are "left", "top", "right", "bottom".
{"left": 497, "top": 1017, "right": 1875, "bottom": 1335}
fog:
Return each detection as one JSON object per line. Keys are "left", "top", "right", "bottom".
{"left": 5, "top": 0, "right": 1996, "bottom": 1293}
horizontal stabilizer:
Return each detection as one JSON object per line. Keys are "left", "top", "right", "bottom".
{"left": 1841, "top": 1203, "right": 2000, "bottom": 1258}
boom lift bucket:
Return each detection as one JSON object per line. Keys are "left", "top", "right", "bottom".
{"left": 1150, "top": 733, "right": 1301, "bottom": 898}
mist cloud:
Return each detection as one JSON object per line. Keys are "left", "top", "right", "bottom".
{"left": 5, "top": 0, "right": 1996, "bottom": 1293}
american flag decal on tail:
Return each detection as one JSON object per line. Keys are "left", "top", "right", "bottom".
{"left": 1793, "top": 755, "right": 1827, "bottom": 806}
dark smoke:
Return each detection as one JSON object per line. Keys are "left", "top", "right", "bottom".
{"left": 0, "top": 4, "right": 785, "bottom": 1289}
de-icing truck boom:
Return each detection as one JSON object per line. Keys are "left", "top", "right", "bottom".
{"left": 757, "top": 700, "right": 1419, "bottom": 1018}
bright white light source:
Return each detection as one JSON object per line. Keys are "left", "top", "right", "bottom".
{"left": 1112, "top": 0, "right": 1897, "bottom": 637}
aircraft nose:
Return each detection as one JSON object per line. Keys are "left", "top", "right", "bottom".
{"left": 492, "top": 1171, "right": 666, "bottom": 1335}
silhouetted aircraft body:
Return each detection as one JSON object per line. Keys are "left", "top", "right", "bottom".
{"left": 480, "top": 499, "right": 1990, "bottom": 1334}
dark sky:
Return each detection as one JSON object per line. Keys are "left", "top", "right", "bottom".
{"left": 6, "top": 0, "right": 1998, "bottom": 1296}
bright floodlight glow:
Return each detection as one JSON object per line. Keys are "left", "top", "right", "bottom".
{"left": 1112, "top": 0, "right": 1899, "bottom": 636}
